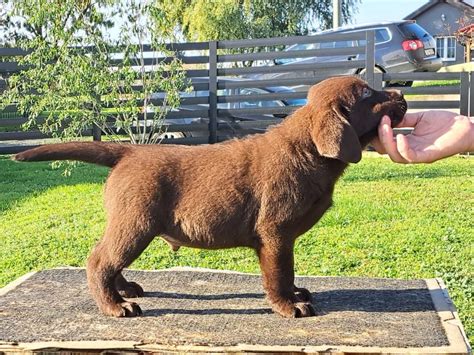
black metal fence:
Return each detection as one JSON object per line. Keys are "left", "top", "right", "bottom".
{"left": 0, "top": 30, "right": 472, "bottom": 154}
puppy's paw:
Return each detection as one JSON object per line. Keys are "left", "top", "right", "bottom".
{"left": 270, "top": 298, "right": 317, "bottom": 318}
{"left": 117, "top": 281, "right": 144, "bottom": 298}
{"left": 103, "top": 301, "right": 143, "bottom": 317}
{"left": 119, "top": 301, "right": 143, "bottom": 317}
{"left": 294, "top": 286, "right": 313, "bottom": 303}
{"left": 293, "top": 302, "right": 316, "bottom": 318}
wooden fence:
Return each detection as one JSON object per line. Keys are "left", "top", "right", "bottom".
{"left": 0, "top": 31, "right": 472, "bottom": 154}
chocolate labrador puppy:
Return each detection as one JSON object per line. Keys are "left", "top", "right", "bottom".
{"left": 14, "top": 76, "right": 407, "bottom": 318}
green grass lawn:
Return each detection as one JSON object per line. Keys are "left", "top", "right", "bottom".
{"left": 0, "top": 154, "right": 472, "bottom": 342}
{"left": 412, "top": 80, "right": 460, "bottom": 87}
{"left": 404, "top": 80, "right": 460, "bottom": 99}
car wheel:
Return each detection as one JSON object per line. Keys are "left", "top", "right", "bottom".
{"left": 358, "top": 66, "right": 386, "bottom": 87}
{"left": 183, "top": 131, "right": 209, "bottom": 138}
{"left": 391, "top": 80, "right": 413, "bottom": 87}
{"left": 157, "top": 132, "right": 186, "bottom": 139}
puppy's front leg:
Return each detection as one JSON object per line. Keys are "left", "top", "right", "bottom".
{"left": 257, "top": 240, "right": 315, "bottom": 318}
{"left": 115, "top": 272, "right": 144, "bottom": 298}
{"left": 294, "top": 285, "right": 313, "bottom": 303}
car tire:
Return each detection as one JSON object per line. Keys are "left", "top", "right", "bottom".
{"left": 358, "top": 66, "right": 386, "bottom": 87}
{"left": 390, "top": 80, "right": 413, "bottom": 87}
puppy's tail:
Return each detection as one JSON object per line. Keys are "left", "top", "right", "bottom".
{"left": 13, "top": 142, "right": 129, "bottom": 167}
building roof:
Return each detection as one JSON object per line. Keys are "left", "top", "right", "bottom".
{"left": 312, "top": 20, "right": 414, "bottom": 36}
{"left": 404, "top": 0, "right": 474, "bottom": 20}
{"left": 456, "top": 23, "right": 474, "bottom": 34}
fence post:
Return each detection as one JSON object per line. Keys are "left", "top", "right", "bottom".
{"left": 373, "top": 72, "right": 384, "bottom": 91}
{"left": 91, "top": 93, "right": 102, "bottom": 142}
{"left": 92, "top": 124, "right": 102, "bottom": 141}
{"left": 365, "top": 30, "right": 375, "bottom": 87}
{"left": 460, "top": 72, "right": 469, "bottom": 116}
{"left": 470, "top": 71, "right": 473, "bottom": 118}
{"left": 208, "top": 41, "right": 218, "bottom": 144}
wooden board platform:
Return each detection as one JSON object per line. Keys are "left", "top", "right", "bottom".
{"left": 0, "top": 267, "right": 470, "bottom": 354}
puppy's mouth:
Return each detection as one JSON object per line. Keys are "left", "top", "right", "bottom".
{"left": 387, "top": 98, "right": 408, "bottom": 127}
{"left": 359, "top": 97, "right": 408, "bottom": 146}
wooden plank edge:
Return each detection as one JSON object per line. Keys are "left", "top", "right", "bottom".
{"left": 425, "top": 278, "right": 472, "bottom": 354}
{"left": 1, "top": 271, "right": 469, "bottom": 354}
{"left": 0, "top": 271, "right": 37, "bottom": 296}
{"left": 1, "top": 339, "right": 470, "bottom": 354}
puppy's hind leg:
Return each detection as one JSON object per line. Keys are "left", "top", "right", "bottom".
{"left": 257, "top": 239, "right": 316, "bottom": 318}
{"left": 87, "top": 220, "right": 156, "bottom": 317}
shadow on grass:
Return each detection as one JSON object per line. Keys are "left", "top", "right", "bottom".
{"left": 0, "top": 156, "right": 109, "bottom": 214}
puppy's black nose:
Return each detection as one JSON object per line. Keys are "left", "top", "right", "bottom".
{"left": 389, "top": 89, "right": 403, "bottom": 96}
{"left": 387, "top": 89, "right": 403, "bottom": 98}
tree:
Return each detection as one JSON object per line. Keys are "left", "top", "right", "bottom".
{"left": 159, "top": 0, "right": 361, "bottom": 42}
{"left": 453, "top": 10, "right": 474, "bottom": 63}
{"left": 0, "top": 0, "right": 187, "bottom": 145}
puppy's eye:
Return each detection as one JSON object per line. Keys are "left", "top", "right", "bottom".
{"left": 362, "top": 87, "right": 372, "bottom": 98}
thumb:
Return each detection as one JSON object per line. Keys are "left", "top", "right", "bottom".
{"left": 397, "top": 134, "right": 419, "bottom": 163}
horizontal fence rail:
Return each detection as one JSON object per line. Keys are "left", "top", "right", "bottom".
{"left": 0, "top": 30, "right": 472, "bottom": 154}
{"left": 375, "top": 71, "right": 470, "bottom": 116}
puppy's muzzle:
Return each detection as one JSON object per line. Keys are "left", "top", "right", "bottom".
{"left": 386, "top": 90, "right": 407, "bottom": 126}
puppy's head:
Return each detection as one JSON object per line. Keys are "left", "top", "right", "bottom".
{"left": 306, "top": 76, "right": 407, "bottom": 163}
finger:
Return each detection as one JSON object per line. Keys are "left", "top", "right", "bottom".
{"left": 371, "top": 138, "right": 386, "bottom": 154}
{"left": 379, "top": 115, "right": 390, "bottom": 131}
{"left": 379, "top": 118, "right": 408, "bottom": 163}
{"left": 370, "top": 116, "right": 388, "bottom": 154}
{"left": 397, "top": 111, "right": 425, "bottom": 128}
{"left": 399, "top": 110, "right": 457, "bottom": 128}
{"left": 374, "top": 116, "right": 393, "bottom": 153}
{"left": 371, "top": 117, "right": 390, "bottom": 154}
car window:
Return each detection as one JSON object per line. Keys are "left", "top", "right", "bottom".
{"left": 398, "top": 23, "right": 429, "bottom": 39}
{"left": 320, "top": 40, "right": 355, "bottom": 49}
{"left": 354, "top": 28, "right": 391, "bottom": 46}
{"left": 239, "top": 88, "right": 284, "bottom": 108}
{"left": 285, "top": 43, "right": 318, "bottom": 52}
{"left": 275, "top": 42, "right": 318, "bottom": 64}
{"left": 182, "top": 90, "right": 209, "bottom": 97}
{"left": 320, "top": 41, "right": 334, "bottom": 49}
{"left": 335, "top": 40, "right": 355, "bottom": 48}
{"left": 375, "top": 29, "right": 390, "bottom": 43}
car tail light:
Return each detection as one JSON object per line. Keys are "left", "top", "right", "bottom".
{"left": 402, "top": 40, "right": 424, "bottom": 51}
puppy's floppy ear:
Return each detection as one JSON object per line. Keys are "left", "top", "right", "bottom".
{"left": 312, "top": 105, "right": 362, "bottom": 163}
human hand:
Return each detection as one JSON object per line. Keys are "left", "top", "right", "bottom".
{"left": 371, "top": 110, "right": 474, "bottom": 163}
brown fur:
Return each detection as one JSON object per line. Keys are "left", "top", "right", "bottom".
{"left": 14, "top": 76, "right": 407, "bottom": 318}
